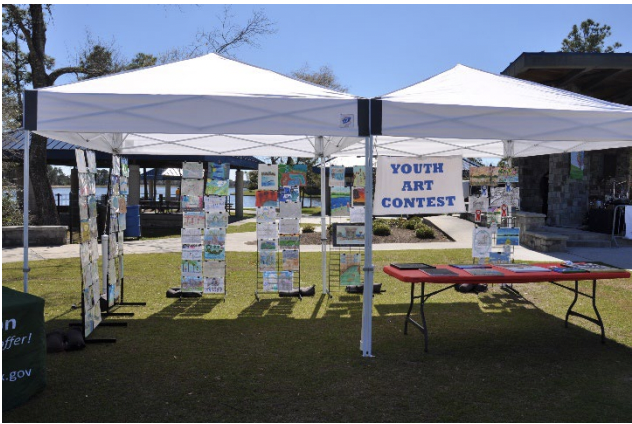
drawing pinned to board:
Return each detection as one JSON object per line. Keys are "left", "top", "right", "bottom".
{"left": 181, "top": 228, "right": 202, "bottom": 244}
{"left": 278, "top": 164, "right": 307, "bottom": 187}
{"left": 259, "top": 251, "right": 277, "bottom": 272}
{"left": 181, "top": 275, "right": 203, "bottom": 292}
{"left": 182, "top": 178, "right": 204, "bottom": 196}
{"left": 86, "top": 150, "right": 97, "bottom": 173}
{"left": 258, "top": 239, "right": 278, "bottom": 251}
{"left": 183, "top": 162, "right": 204, "bottom": 179}
{"left": 279, "top": 186, "right": 299, "bottom": 203}
{"left": 120, "top": 156, "right": 129, "bottom": 177}
{"left": 278, "top": 271, "right": 293, "bottom": 292}
{"left": 181, "top": 259, "right": 203, "bottom": 276}
{"left": 331, "top": 186, "right": 350, "bottom": 216}
{"left": 182, "top": 244, "right": 203, "bottom": 260}
{"left": 204, "top": 275, "right": 225, "bottom": 294}
{"left": 279, "top": 234, "right": 300, "bottom": 249}
{"left": 258, "top": 164, "right": 279, "bottom": 190}
{"left": 204, "top": 195, "right": 226, "bottom": 212}
{"left": 112, "top": 155, "right": 121, "bottom": 176}
{"left": 282, "top": 249, "right": 300, "bottom": 271}
{"left": 352, "top": 187, "right": 365, "bottom": 206}
{"left": 257, "top": 222, "right": 278, "bottom": 239}
{"left": 279, "top": 218, "right": 300, "bottom": 235}
{"left": 256, "top": 206, "right": 277, "bottom": 223}
{"left": 262, "top": 271, "right": 279, "bottom": 292}
{"left": 340, "top": 253, "right": 362, "bottom": 286}
{"left": 256, "top": 190, "right": 278, "bottom": 207}
{"left": 205, "top": 179, "right": 229, "bottom": 196}
{"left": 350, "top": 206, "right": 365, "bottom": 223}
{"left": 75, "top": 150, "right": 87, "bottom": 173}
{"left": 203, "top": 260, "right": 225, "bottom": 277}
{"left": 279, "top": 201, "right": 301, "bottom": 218}
{"left": 206, "top": 211, "right": 228, "bottom": 228}
{"left": 353, "top": 166, "right": 366, "bottom": 188}
{"left": 208, "top": 162, "right": 230, "bottom": 181}
{"left": 182, "top": 195, "right": 203, "bottom": 211}
{"left": 329, "top": 166, "right": 346, "bottom": 187}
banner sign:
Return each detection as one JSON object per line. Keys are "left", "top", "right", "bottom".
{"left": 374, "top": 156, "right": 465, "bottom": 215}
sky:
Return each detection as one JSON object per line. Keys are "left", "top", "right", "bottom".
{"left": 45, "top": 3, "right": 632, "bottom": 98}
{"left": 22, "top": 3, "right": 632, "bottom": 173}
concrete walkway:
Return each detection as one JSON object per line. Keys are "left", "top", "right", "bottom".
{"left": 3, "top": 215, "right": 631, "bottom": 270}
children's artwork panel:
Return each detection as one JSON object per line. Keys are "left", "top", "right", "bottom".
{"left": 258, "top": 164, "right": 279, "bottom": 190}
{"left": 279, "top": 201, "right": 301, "bottom": 218}
{"left": 208, "top": 162, "right": 230, "bottom": 181}
{"left": 205, "top": 179, "right": 229, "bottom": 196}
{"left": 353, "top": 166, "right": 366, "bottom": 188}
{"left": 256, "top": 190, "right": 278, "bottom": 207}
{"left": 183, "top": 162, "right": 204, "bottom": 179}
{"left": 329, "top": 166, "right": 346, "bottom": 187}
{"left": 331, "top": 186, "right": 351, "bottom": 216}
{"left": 332, "top": 223, "right": 365, "bottom": 247}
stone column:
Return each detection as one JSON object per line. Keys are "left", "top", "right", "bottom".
{"left": 235, "top": 169, "right": 244, "bottom": 219}
{"left": 128, "top": 165, "right": 141, "bottom": 205}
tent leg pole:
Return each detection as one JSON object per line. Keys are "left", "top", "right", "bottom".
{"left": 23, "top": 130, "right": 31, "bottom": 293}
{"left": 320, "top": 152, "right": 328, "bottom": 296}
{"left": 361, "top": 135, "right": 374, "bottom": 357}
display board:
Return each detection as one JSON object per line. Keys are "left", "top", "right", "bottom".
{"left": 255, "top": 169, "right": 301, "bottom": 299}
{"left": 76, "top": 149, "right": 102, "bottom": 337}
{"left": 106, "top": 155, "right": 128, "bottom": 310}
{"left": 180, "top": 161, "right": 228, "bottom": 296}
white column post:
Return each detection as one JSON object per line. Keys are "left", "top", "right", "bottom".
{"left": 22, "top": 130, "right": 31, "bottom": 293}
{"left": 361, "top": 135, "right": 374, "bottom": 357}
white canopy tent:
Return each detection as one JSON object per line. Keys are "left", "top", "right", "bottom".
{"left": 22, "top": 53, "right": 371, "bottom": 350}
{"left": 351, "top": 64, "right": 632, "bottom": 357}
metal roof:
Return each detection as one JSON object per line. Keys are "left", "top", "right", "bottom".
{"left": 2, "top": 130, "right": 263, "bottom": 170}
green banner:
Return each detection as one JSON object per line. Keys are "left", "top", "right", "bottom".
{"left": 2, "top": 287, "right": 46, "bottom": 411}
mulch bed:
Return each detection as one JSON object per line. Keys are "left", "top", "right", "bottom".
{"left": 299, "top": 226, "right": 451, "bottom": 245}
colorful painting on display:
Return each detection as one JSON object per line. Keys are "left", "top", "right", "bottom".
{"left": 182, "top": 178, "right": 204, "bottom": 196}
{"left": 278, "top": 164, "right": 307, "bottom": 187}
{"left": 352, "top": 187, "right": 365, "bottom": 206}
{"left": 330, "top": 186, "right": 351, "bottom": 216}
{"left": 183, "top": 211, "right": 205, "bottom": 229}
{"left": 277, "top": 271, "right": 293, "bottom": 292}
{"left": 282, "top": 249, "right": 300, "bottom": 271}
{"left": 279, "top": 235, "right": 300, "bottom": 249}
{"left": 496, "top": 227, "right": 520, "bottom": 246}
{"left": 259, "top": 251, "right": 277, "bottom": 272}
{"left": 205, "top": 179, "right": 229, "bottom": 196}
{"left": 279, "top": 186, "right": 300, "bottom": 203}
{"left": 340, "top": 253, "right": 362, "bottom": 286}
{"left": 329, "top": 166, "right": 346, "bottom": 187}
{"left": 262, "top": 271, "right": 278, "bottom": 292}
{"left": 208, "top": 162, "right": 230, "bottom": 181}
{"left": 470, "top": 167, "right": 494, "bottom": 186}
{"left": 332, "top": 223, "right": 365, "bottom": 247}
{"left": 497, "top": 166, "right": 519, "bottom": 183}
{"left": 353, "top": 166, "right": 366, "bottom": 188}
{"left": 182, "top": 195, "right": 204, "bottom": 211}
{"left": 256, "top": 206, "right": 277, "bottom": 223}
{"left": 256, "top": 190, "right": 278, "bottom": 207}
{"left": 181, "top": 275, "right": 204, "bottom": 292}
{"left": 258, "top": 164, "right": 279, "bottom": 190}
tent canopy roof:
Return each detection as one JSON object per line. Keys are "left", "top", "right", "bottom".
{"left": 25, "top": 53, "right": 366, "bottom": 158}
{"left": 357, "top": 64, "right": 632, "bottom": 158}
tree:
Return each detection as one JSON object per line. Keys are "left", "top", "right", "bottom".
{"left": 159, "top": 6, "right": 276, "bottom": 63}
{"left": 291, "top": 64, "right": 349, "bottom": 93}
{"left": 560, "top": 19, "right": 622, "bottom": 53}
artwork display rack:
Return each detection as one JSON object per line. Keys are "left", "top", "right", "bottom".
{"left": 102, "top": 155, "right": 146, "bottom": 320}
{"left": 325, "top": 165, "right": 367, "bottom": 297}
{"left": 180, "top": 161, "right": 228, "bottom": 301}
{"left": 254, "top": 164, "right": 303, "bottom": 301}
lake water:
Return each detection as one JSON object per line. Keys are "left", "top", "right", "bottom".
{"left": 52, "top": 186, "right": 321, "bottom": 208}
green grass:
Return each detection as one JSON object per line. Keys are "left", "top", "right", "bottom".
{"left": 3, "top": 250, "right": 632, "bottom": 422}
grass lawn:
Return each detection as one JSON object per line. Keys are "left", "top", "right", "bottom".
{"left": 3, "top": 249, "right": 632, "bottom": 422}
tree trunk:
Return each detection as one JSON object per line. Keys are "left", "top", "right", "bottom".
{"left": 29, "top": 133, "right": 60, "bottom": 225}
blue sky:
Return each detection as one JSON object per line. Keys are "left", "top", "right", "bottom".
{"left": 46, "top": 4, "right": 632, "bottom": 98}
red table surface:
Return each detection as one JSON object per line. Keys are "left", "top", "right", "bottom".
{"left": 383, "top": 263, "right": 631, "bottom": 284}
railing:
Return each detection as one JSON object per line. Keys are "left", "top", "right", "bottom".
{"left": 611, "top": 205, "right": 629, "bottom": 247}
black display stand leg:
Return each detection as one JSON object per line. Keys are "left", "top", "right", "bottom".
{"left": 550, "top": 279, "right": 606, "bottom": 343}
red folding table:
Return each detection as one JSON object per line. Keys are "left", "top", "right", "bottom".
{"left": 383, "top": 263, "right": 631, "bottom": 353}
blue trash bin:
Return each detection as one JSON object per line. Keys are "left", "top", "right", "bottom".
{"left": 124, "top": 205, "right": 141, "bottom": 238}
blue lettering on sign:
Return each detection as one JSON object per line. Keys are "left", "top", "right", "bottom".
{"left": 342, "top": 116, "right": 351, "bottom": 125}
{"left": 390, "top": 163, "right": 445, "bottom": 174}
{"left": 381, "top": 196, "right": 457, "bottom": 209}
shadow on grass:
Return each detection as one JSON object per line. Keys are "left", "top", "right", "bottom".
{"left": 6, "top": 285, "right": 632, "bottom": 423}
